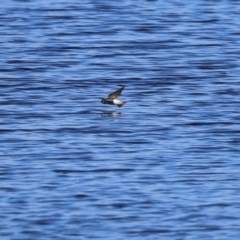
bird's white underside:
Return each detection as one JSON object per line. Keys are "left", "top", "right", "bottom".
{"left": 113, "top": 99, "right": 122, "bottom": 104}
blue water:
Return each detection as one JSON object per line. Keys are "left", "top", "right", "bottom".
{"left": 1, "top": 0, "right": 240, "bottom": 239}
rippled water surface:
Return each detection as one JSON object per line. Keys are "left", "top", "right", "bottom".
{"left": 1, "top": 0, "right": 240, "bottom": 239}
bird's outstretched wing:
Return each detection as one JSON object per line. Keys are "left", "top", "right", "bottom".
{"left": 108, "top": 86, "right": 125, "bottom": 99}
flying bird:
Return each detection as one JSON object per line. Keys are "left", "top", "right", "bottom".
{"left": 101, "top": 86, "right": 127, "bottom": 108}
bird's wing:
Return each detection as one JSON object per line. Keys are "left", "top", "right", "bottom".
{"left": 108, "top": 86, "right": 125, "bottom": 99}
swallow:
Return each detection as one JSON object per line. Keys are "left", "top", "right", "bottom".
{"left": 101, "top": 86, "right": 127, "bottom": 108}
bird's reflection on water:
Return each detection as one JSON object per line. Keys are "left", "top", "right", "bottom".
{"left": 101, "top": 111, "right": 122, "bottom": 117}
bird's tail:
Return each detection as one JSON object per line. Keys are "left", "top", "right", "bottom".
{"left": 117, "top": 101, "right": 127, "bottom": 108}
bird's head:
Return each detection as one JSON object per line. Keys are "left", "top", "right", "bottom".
{"left": 101, "top": 99, "right": 106, "bottom": 104}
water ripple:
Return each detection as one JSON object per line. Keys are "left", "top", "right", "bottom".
{"left": 1, "top": 0, "right": 240, "bottom": 239}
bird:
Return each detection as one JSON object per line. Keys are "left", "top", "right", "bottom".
{"left": 101, "top": 86, "right": 127, "bottom": 108}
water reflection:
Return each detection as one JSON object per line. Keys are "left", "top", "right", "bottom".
{"left": 100, "top": 111, "right": 122, "bottom": 117}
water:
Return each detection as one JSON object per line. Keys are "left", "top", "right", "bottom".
{"left": 1, "top": 0, "right": 240, "bottom": 239}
